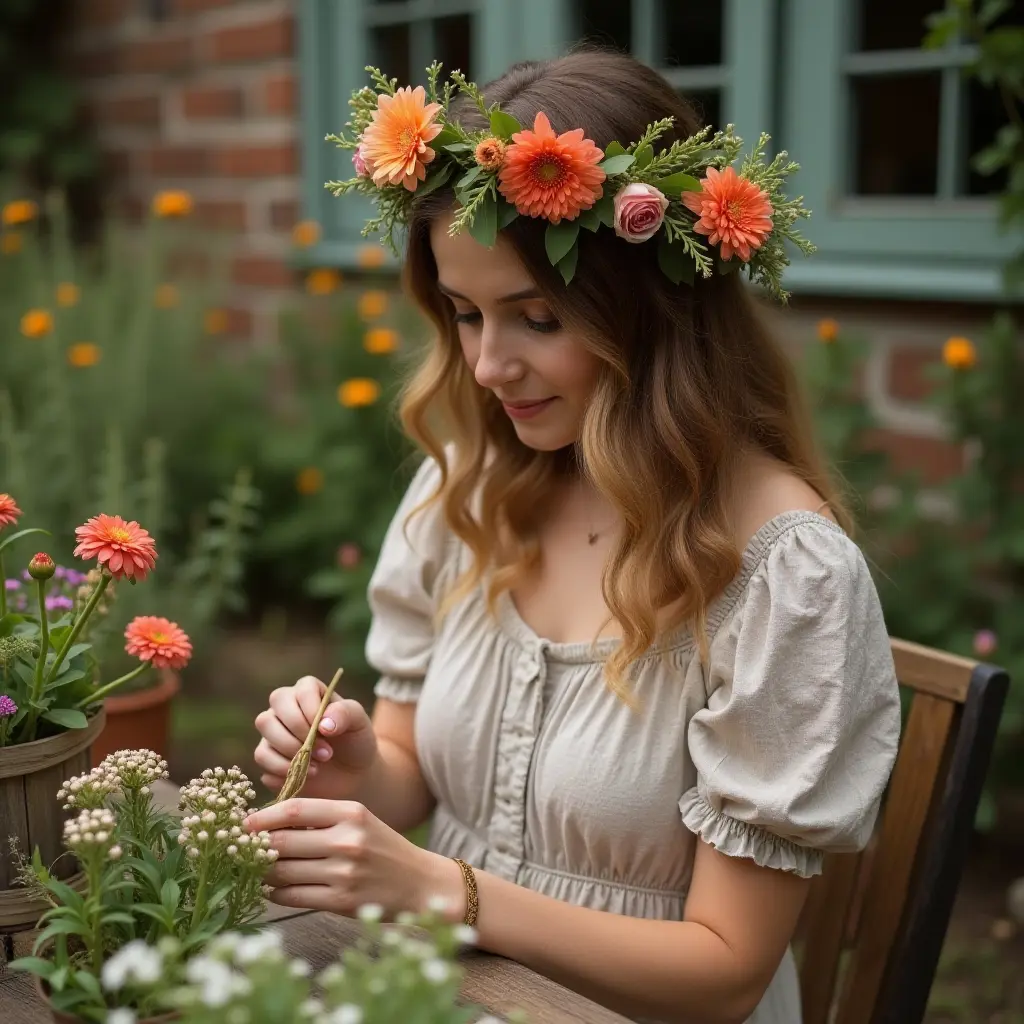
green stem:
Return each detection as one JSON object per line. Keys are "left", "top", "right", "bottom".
{"left": 85, "top": 856, "right": 104, "bottom": 974}
{"left": 32, "top": 578, "right": 49, "bottom": 702}
{"left": 0, "top": 551, "right": 6, "bottom": 618}
{"left": 190, "top": 859, "right": 209, "bottom": 931}
{"left": 45, "top": 573, "right": 110, "bottom": 686}
{"left": 78, "top": 662, "right": 150, "bottom": 708}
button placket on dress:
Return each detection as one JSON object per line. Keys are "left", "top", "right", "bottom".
{"left": 484, "top": 640, "right": 548, "bottom": 881}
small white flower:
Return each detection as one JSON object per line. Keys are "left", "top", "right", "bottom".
{"left": 298, "top": 997, "right": 323, "bottom": 1016}
{"left": 318, "top": 965, "right": 346, "bottom": 987}
{"left": 453, "top": 925, "right": 478, "bottom": 946}
{"left": 232, "top": 930, "right": 283, "bottom": 964}
{"left": 327, "top": 1006, "right": 363, "bottom": 1024}
{"left": 197, "top": 831, "right": 209, "bottom": 842}
{"left": 289, "top": 958, "right": 312, "bottom": 977}
{"left": 101, "top": 940, "right": 163, "bottom": 991}
{"left": 427, "top": 895, "right": 451, "bottom": 914}
{"left": 421, "top": 958, "right": 451, "bottom": 985}
{"left": 188, "top": 847, "right": 200, "bottom": 858}
{"left": 357, "top": 903, "right": 383, "bottom": 924}
{"left": 109, "top": 845, "right": 123, "bottom": 860}
{"left": 106, "top": 1008, "right": 137, "bottom": 1024}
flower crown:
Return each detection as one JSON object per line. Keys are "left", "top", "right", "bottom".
{"left": 326, "top": 63, "right": 816, "bottom": 302}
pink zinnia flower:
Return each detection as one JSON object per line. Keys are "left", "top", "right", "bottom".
{"left": 125, "top": 616, "right": 192, "bottom": 671}
{"left": 973, "top": 630, "right": 997, "bottom": 658}
{"left": 0, "top": 494, "right": 21, "bottom": 530}
{"left": 352, "top": 144, "right": 372, "bottom": 178}
{"left": 74, "top": 514, "right": 158, "bottom": 582}
{"left": 682, "top": 165, "right": 774, "bottom": 262}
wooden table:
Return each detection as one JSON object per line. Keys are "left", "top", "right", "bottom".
{"left": 0, "top": 782, "right": 631, "bottom": 1024}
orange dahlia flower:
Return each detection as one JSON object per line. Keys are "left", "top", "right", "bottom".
{"left": 682, "top": 166, "right": 774, "bottom": 262}
{"left": 360, "top": 85, "right": 443, "bottom": 192}
{"left": 498, "top": 113, "right": 606, "bottom": 224}
{"left": 125, "top": 616, "right": 192, "bottom": 670}
{"left": 943, "top": 336, "right": 976, "bottom": 371}
{"left": 474, "top": 137, "right": 507, "bottom": 171}
{"left": 0, "top": 494, "right": 22, "bottom": 530}
{"left": 74, "top": 514, "right": 158, "bottom": 582}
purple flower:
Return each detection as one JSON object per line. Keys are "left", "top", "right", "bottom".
{"left": 45, "top": 595, "right": 74, "bottom": 611}
{"left": 0, "top": 695, "right": 17, "bottom": 718}
{"left": 4, "top": 579, "right": 20, "bottom": 591}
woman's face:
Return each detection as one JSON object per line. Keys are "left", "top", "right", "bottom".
{"left": 429, "top": 216, "right": 601, "bottom": 452}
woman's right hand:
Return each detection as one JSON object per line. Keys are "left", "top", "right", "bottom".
{"left": 253, "top": 675, "right": 379, "bottom": 799}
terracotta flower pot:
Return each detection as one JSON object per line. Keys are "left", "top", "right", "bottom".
{"left": 33, "top": 973, "right": 179, "bottom": 1024}
{"left": 90, "top": 670, "right": 180, "bottom": 767}
{"left": 0, "top": 708, "right": 106, "bottom": 930}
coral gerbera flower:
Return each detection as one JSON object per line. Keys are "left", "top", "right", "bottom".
{"left": 125, "top": 616, "right": 192, "bottom": 670}
{"left": 0, "top": 494, "right": 22, "bottom": 530}
{"left": 682, "top": 166, "right": 773, "bottom": 262}
{"left": 498, "top": 113, "right": 606, "bottom": 224}
{"left": 360, "top": 85, "right": 443, "bottom": 193}
{"left": 74, "top": 514, "right": 158, "bottom": 582}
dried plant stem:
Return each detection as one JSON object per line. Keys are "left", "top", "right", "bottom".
{"left": 266, "top": 667, "right": 344, "bottom": 806}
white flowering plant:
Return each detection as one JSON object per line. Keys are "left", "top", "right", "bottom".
{"left": 102, "top": 904, "right": 523, "bottom": 1024}
{"left": 9, "top": 750, "right": 278, "bottom": 1022}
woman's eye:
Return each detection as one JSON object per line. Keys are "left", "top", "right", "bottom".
{"left": 452, "top": 311, "right": 481, "bottom": 325}
{"left": 524, "top": 316, "right": 561, "bottom": 334}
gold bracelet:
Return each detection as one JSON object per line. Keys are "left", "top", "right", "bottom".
{"left": 452, "top": 857, "right": 479, "bottom": 927}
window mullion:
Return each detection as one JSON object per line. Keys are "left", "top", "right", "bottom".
{"left": 632, "top": 0, "right": 659, "bottom": 67}
{"left": 937, "top": 64, "right": 965, "bottom": 198}
{"left": 411, "top": 15, "right": 435, "bottom": 85}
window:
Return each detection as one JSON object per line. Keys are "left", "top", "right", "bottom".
{"left": 779, "top": 0, "right": 1020, "bottom": 300}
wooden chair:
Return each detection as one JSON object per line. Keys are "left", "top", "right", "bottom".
{"left": 796, "top": 637, "right": 1010, "bottom": 1024}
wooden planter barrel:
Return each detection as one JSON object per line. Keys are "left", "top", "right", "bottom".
{"left": 0, "top": 708, "right": 106, "bottom": 931}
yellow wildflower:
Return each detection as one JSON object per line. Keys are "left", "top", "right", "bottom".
{"left": 306, "top": 268, "right": 341, "bottom": 295}
{"left": 1, "top": 233, "right": 22, "bottom": 255}
{"left": 816, "top": 318, "right": 839, "bottom": 343}
{"left": 2, "top": 199, "right": 38, "bottom": 227}
{"left": 152, "top": 191, "right": 193, "bottom": 218}
{"left": 337, "top": 378, "right": 381, "bottom": 408}
{"left": 56, "top": 282, "right": 80, "bottom": 308}
{"left": 356, "top": 245, "right": 386, "bottom": 269}
{"left": 296, "top": 467, "right": 325, "bottom": 495}
{"left": 154, "top": 283, "right": 179, "bottom": 309}
{"left": 204, "top": 309, "right": 229, "bottom": 335}
{"left": 67, "top": 343, "right": 101, "bottom": 368}
{"left": 292, "top": 220, "right": 321, "bottom": 247}
{"left": 943, "top": 336, "right": 976, "bottom": 371}
{"left": 363, "top": 327, "right": 398, "bottom": 355}
{"left": 357, "top": 290, "right": 388, "bottom": 320}
{"left": 21, "top": 309, "right": 53, "bottom": 338}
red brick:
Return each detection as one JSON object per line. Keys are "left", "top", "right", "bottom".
{"left": 232, "top": 254, "right": 296, "bottom": 288}
{"left": 264, "top": 73, "right": 296, "bottom": 115}
{"left": 889, "top": 345, "right": 940, "bottom": 403}
{"left": 222, "top": 307, "right": 253, "bottom": 337}
{"left": 102, "top": 94, "right": 162, "bottom": 128}
{"left": 194, "top": 199, "right": 247, "bottom": 231}
{"left": 117, "top": 196, "right": 146, "bottom": 223}
{"left": 72, "top": 46, "right": 120, "bottom": 77}
{"left": 105, "top": 149, "right": 133, "bottom": 178}
{"left": 268, "top": 199, "right": 299, "bottom": 229}
{"left": 208, "top": 16, "right": 294, "bottom": 63}
{"left": 182, "top": 85, "right": 245, "bottom": 119}
{"left": 145, "top": 145, "right": 210, "bottom": 176}
{"left": 861, "top": 429, "right": 964, "bottom": 485}
{"left": 122, "top": 36, "right": 193, "bottom": 74}
{"left": 74, "top": 0, "right": 131, "bottom": 28}
{"left": 214, "top": 142, "right": 297, "bottom": 177}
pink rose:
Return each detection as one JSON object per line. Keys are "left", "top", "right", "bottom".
{"left": 352, "top": 144, "right": 371, "bottom": 178}
{"left": 613, "top": 182, "right": 669, "bottom": 243}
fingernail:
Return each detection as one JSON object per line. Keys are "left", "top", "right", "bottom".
{"left": 315, "top": 746, "right": 331, "bottom": 761}
{"left": 319, "top": 719, "right": 336, "bottom": 734}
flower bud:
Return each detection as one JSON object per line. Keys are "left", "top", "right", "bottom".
{"left": 28, "top": 552, "right": 56, "bottom": 580}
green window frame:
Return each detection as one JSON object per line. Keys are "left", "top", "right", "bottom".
{"left": 779, "top": 0, "right": 1017, "bottom": 302}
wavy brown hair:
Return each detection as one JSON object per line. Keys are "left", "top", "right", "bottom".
{"left": 396, "top": 47, "right": 850, "bottom": 701}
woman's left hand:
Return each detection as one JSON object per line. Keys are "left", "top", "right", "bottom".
{"left": 243, "top": 798, "right": 462, "bottom": 919}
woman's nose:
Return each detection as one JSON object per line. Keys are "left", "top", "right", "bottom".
{"left": 473, "top": 324, "right": 522, "bottom": 389}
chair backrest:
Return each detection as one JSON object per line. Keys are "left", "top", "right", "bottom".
{"left": 796, "top": 637, "right": 1009, "bottom": 1024}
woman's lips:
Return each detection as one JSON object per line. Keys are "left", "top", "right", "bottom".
{"left": 502, "top": 398, "right": 556, "bottom": 420}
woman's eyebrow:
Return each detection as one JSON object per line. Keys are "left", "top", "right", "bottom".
{"left": 437, "top": 283, "right": 543, "bottom": 305}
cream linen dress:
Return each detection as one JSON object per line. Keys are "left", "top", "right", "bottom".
{"left": 365, "top": 456, "right": 903, "bottom": 1024}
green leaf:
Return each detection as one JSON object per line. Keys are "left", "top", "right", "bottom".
{"left": 73, "top": 970, "right": 102, "bottom": 1001}
{"left": 63, "top": 644, "right": 91, "bottom": 662}
{"left": 598, "top": 153, "right": 635, "bottom": 176}
{"left": 417, "top": 161, "right": 453, "bottom": 197}
{"left": 497, "top": 199, "right": 519, "bottom": 229}
{"left": 43, "top": 880, "right": 84, "bottom": 912}
{"left": 431, "top": 125, "right": 461, "bottom": 150}
{"left": 545, "top": 220, "right": 580, "bottom": 265}
{"left": 42, "top": 708, "right": 88, "bottom": 729}
{"left": 160, "top": 878, "right": 181, "bottom": 912}
{"left": 33, "top": 919, "right": 88, "bottom": 952}
{"left": 578, "top": 206, "right": 603, "bottom": 232}
{"left": 605, "top": 140, "right": 626, "bottom": 158}
{"left": 593, "top": 194, "right": 616, "bottom": 228}
{"left": 8, "top": 956, "right": 55, "bottom": 980}
{"left": 556, "top": 243, "right": 579, "bottom": 285}
{"left": 0, "top": 527, "right": 50, "bottom": 556}
{"left": 456, "top": 165, "right": 485, "bottom": 191}
{"left": 657, "top": 234, "right": 695, "bottom": 285}
{"left": 132, "top": 904, "right": 173, "bottom": 926}
{"left": 468, "top": 192, "right": 498, "bottom": 248}
{"left": 635, "top": 143, "right": 654, "bottom": 168}
{"left": 100, "top": 911, "right": 136, "bottom": 926}
{"left": 443, "top": 142, "right": 473, "bottom": 153}
{"left": 653, "top": 172, "right": 703, "bottom": 195}
{"left": 715, "top": 255, "right": 740, "bottom": 276}
{"left": 489, "top": 109, "right": 522, "bottom": 139}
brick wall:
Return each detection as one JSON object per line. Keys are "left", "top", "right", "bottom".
{"left": 66, "top": 0, "right": 303, "bottom": 343}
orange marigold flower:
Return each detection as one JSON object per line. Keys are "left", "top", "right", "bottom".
{"left": 357, "top": 290, "right": 388, "bottom": 320}
{"left": 154, "top": 283, "right": 179, "bottom": 309}
{"left": 475, "top": 137, "right": 507, "bottom": 171}
{"left": 681, "top": 166, "right": 774, "bottom": 262}
{"left": 151, "top": 190, "right": 193, "bottom": 218}
{"left": 204, "top": 309, "right": 229, "bottom": 335}
{"left": 817, "top": 318, "right": 839, "bottom": 343}
{"left": 360, "top": 85, "right": 443, "bottom": 192}
{"left": 498, "top": 112, "right": 606, "bottom": 224}
{"left": 0, "top": 494, "right": 22, "bottom": 530}
{"left": 74, "top": 514, "right": 158, "bottom": 582}
{"left": 306, "top": 268, "right": 341, "bottom": 295}
{"left": 943, "top": 336, "right": 976, "bottom": 371}
{"left": 292, "top": 220, "right": 321, "bottom": 248}
{"left": 2, "top": 233, "right": 22, "bottom": 255}
{"left": 56, "top": 282, "right": 80, "bottom": 308}
{"left": 21, "top": 309, "right": 53, "bottom": 338}
{"left": 338, "top": 378, "right": 381, "bottom": 408}
{"left": 67, "top": 342, "right": 101, "bottom": 368}
{"left": 2, "top": 200, "right": 38, "bottom": 227}
{"left": 363, "top": 327, "right": 398, "bottom": 355}
{"left": 124, "top": 616, "right": 192, "bottom": 671}
{"left": 356, "top": 245, "right": 386, "bottom": 269}
{"left": 296, "top": 467, "right": 324, "bottom": 495}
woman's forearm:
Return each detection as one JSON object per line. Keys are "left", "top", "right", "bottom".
{"left": 431, "top": 861, "right": 763, "bottom": 1024}
{"left": 353, "top": 737, "right": 436, "bottom": 834}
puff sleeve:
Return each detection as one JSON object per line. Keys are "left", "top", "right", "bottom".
{"left": 365, "top": 455, "right": 451, "bottom": 704}
{"left": 678, "top": 519, "right": 902, "bottom": 878}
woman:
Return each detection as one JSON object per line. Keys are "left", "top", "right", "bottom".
{"left": 244, "top": 49, "right": 902, "bottom": 1024}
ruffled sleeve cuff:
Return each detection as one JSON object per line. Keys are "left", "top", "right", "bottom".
{"left": 679, "top": 788, "right": 825, "bottom": 879}
{"left": 373, "top": 676, "right": 424, "bottom": 704}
